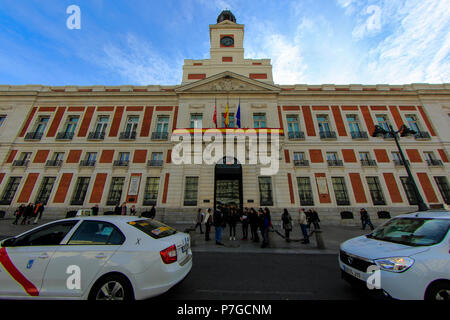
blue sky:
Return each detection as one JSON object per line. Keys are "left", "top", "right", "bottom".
{"left": 0, "top": 0, "right": 448, "bottom": 85}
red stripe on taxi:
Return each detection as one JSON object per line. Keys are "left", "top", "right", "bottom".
{"left": 0, "top": 247, "right": 39, "bottom": 296}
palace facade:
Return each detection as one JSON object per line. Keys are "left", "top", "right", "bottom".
{"left": 0, "top": 11, "right": 449, "bottom": 223}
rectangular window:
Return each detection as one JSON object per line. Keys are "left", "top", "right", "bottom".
{"left": 35, "top": 177, "right": 56, "bottom": 205}
{"left": 400, "top": 176, "right": 418, "bottom": 205}
{"left": 405, "top": 114, "right": 421, "bottom": 132}
{"left": 64, "top": 116, "right": 79, "bottom": 133}
{"left": 286, "top": 115, "right": 300, "bottom": 133}
{"left": 326, "top": 152, "right": 338, "bottom": 161}
{"left": 221, "top": 113, "right": 235, "bottom": 128}
{"left": 94, "top": 116, "right": 109, "bottom": 134}
{"left": 434, "top": 176, "right": 450, "bottom": 204}
{"left": 317, "top": 115, "right": 331, "bottom": 132}
{"left": 258, "top": 176, "right": 273, "bottom": 206}
{"left": 143, "top": 177, "right": 160, "bottom": 206}
{"left": 184, "top": 177, "right": 199, "bottom": 206}
{"left": 297, "top": 177, "right": 314, "bottom": 206}
{"left": 86, "top": 152, "right": 97, "bottom": 161}
{"left": 376, "top": 114, "right": 391, "bottom": 131}
{"left": 392, "top": 152, "right": 401, "bottom": 161}
{"left": 0, "top": 177, "right": 21, "bottom": 205}
{"left": 332, "top": 177, "right": 350, "bottom": 205}
{"left": 125, "top": 116, "right": 139, "bottom": 133}
{"left": 190, "top": 113, "right": 203, "bottom": 128}
{"left": 119, "top": 152, "right": 130, "bottom": 162}
{"left": 156, "top": 116, "right": 169, "bottom": 133}
{"left": 70, "top": 177, "right": 91, "bottom": 205}
{"left": 106, "top": 177, "right": 125, "bottom": 205}
{"left": 0, "top": 115, "right": 6, "bottom": 128}
{"left": 253, "top": 113, "right": 267, "bottom": 128}
{"left": 366, "top": 176, "right": 386, "bottom": 205}
{"left": 359, "top": 152, "right": 370, "bottom": 161}
{"left": 34, "top": 116, "right": 50, "bottom": 134}
{"left": 346, "top": 115, "right": 361, "bottom": 133}
{"left": 53, "top": 152, "right": 64, "bottom": 161}
{"left": 19, "top": 152, "right": 32, "bottom": 161}
{"left": 294, "top": 152, "right": 305, "bottom": 161}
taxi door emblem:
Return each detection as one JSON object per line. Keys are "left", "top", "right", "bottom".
{"left": 26, "top": 259, "right": 34, "bottom": 269}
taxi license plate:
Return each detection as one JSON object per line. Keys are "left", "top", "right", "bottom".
{"left": 343, "top": 265, "right": 362, "bottom": 280}
{"left": 181, "top": 237, "right": 190, "bottom": 253}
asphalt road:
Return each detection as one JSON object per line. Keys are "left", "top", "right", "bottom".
{"left": 154, "top": 252, "right": 370, "bottom": 300}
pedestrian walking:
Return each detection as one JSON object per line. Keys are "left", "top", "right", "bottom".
{"left": 298, "top": 208, "right": 310, "bottom": 244}
{"left": 213, "top": 207, "right": 224, "bottom": 245}
{"left": 360, "top": 208, "right": 374, "bottom": 230}
{"left": 12, "top": 205, "right": 25, "bottom": 225}
{"left": 281, "top": 208, "right": 293, "bottom": 242}
{"left": 204, "top": 208, "right": 213, "bottom": 241}
{"left": 92, "top": 204, "right": 99, "bottom": 216}
{"left": 240, "top": 207, "right": 249, "bottom": 240}
{"left": 194, "top": 208, "right": 204, "bottom": 234}
{"left": 32, "top": 201, "right": 44, "bottom": 224}
{"left": 311, "top": 209, "right": 321, "bottom": 230}
{"left": 249, "top": 208, "right": 259, "bottom": 242}
{"left": 228, "top": 206, "right": 238, "bottom": 240}
{"left": 121, "top": 202, "right": 127, "bottom": 215}
{"left": 130, "top": 205, "right": 137, "bottom": 216}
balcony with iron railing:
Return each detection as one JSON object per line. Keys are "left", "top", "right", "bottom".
{"left": 414, "top": 131, "right": 431, "bottom": 140}
{"left": 393, "top": 159, "right": 410, "bottom": 166}
{"left": 113, "top": 160, "right": 129, "bottom": 167}
{"left": 45, "top": 160, "right": 63, "bottom": 167}
{"left": 79, "top": 160, "right": 96, "bottom": 167}
{"left": 56, "top": 132, "right": 74, "bottom": 140}
{"left": 151, "top": 131, "right": 169, "bottom": 140}
{"left": 293, "top": 160, "right": 309, "bottom": 167}
{"left": 119, "top": 131, "right": 137, "bottom": 140}
{"left": 24, "top": 132, "right": 43, "bottom": 141}
{"left": 288, "top": 131, "right": 305, "bottom": 140}
{"left": 147, "top": 160, "right": 163, "bottom": 167}
{"left": 350, "top": 131, "right": 368, "bottom": 139}
{"left": 319, "top": 131, "right": 337, "bottom": 140}
{"left": 87, "top": 131, "right": 105, "bottom": 140}
{"left": 426, "top": 159, "right": 443, "bottom": 166}
{"left": 361, "top": 159, "right": 377, "bottom": 167}
{"left": 327, "top": 160, "right": 344, "bottom": 167}
{"left": 12, "top": 159, "right": 29, "bottom": 167}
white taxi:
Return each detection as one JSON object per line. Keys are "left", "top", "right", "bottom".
{"left": 0, "top": 216, "right": 192, "bottom": 300}
{"left": 339, "top": 211, "right": 450, "bottom": 300}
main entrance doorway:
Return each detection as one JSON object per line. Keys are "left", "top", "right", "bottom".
{"left": 214, "top": 157, "right": 243, "bottom": 210}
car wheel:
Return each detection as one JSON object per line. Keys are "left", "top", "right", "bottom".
{"left": 425, "top": 281, "right": 450, "bottom": 301}
{"left": 89, "top": 274, "right": 134, "bottom": 301}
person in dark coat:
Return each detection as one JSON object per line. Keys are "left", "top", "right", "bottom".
{"left": 21, "top": 203, "right": 34, "bottom": 225}
{"left": 149, "top": 205, "right": 156, "bottom": 219}
{"left": 310, "top": 209, "right": 321, "bottom": 230}
{"left": 281, "top": 208, "right": 293, "bottom": 242}
{"left": 33, "top": 202, "right": 45, "bottom": 224}
{"left": 204, "top": 208, "right": 213, "bottom": 241}
{"left": 240, "top": 207, "right": 249, "bottom": 240}
{"left": 248, "top": 208, "right": 259, "bottom": 242}
{"left": 114, "top": 204, "right": 121, "bottom": 215}
{"left": 91, "top": 204, "right": 99, "bottom": 216}
{"left": 360, "top": 208, "right": 374, "bottom": 230}
{"left": 260, "top": 208, "right": 272, "bottom": 248}
{"left": 12, "top": 205, "right": 25, "bottom": 225}
{"left": 213, "top": 207, "right": 224, "bottom": 245}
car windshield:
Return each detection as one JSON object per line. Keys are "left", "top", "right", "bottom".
{"left": 367, "top": 218, "right": 450, "bottom": 246}
{"left": 127, "top": 219, "right": 177, "bottom": 239}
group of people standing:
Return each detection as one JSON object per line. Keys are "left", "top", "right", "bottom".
{"left": 12, "top": 202, "right": 45, "bottom": 225}
{"left": 194, "top": 205, "right": 273, "bottom": 248}
{"left": 281, "top": 208, "right": 320, "bottom": 244}
{"left": 113, "top": 202, "right": 137, "bottom": 216}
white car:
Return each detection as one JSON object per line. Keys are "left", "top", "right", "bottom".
{"left": 0, "top": 216, "right": 192, "bottom": 300}
{"left": 339, "top": 211, "right": 450, "bottom": 300}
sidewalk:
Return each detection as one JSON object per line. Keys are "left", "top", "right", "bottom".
{"left": 0, "top": 218, "right": 370, "bottom": 254}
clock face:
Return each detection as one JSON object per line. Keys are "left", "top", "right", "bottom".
{"left": 220, "top": 36, "right": 234, "bottom": 47}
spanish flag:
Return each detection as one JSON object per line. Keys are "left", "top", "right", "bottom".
{"left": 224, "top": 101, "right": 229, "bottom": 128}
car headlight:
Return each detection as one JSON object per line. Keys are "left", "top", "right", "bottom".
{"left": 374, "top": 257, "right": 414, "bottom": 273}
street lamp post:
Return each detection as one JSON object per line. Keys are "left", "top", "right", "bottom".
{"left": 372, "top": 124, "right": 428, "bottom": 212}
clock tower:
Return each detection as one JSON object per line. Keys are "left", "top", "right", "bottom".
{"left": 181, "top": 10, "right": 274, "bottom": 84}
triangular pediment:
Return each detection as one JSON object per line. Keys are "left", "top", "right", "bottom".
{"left": 176, "top": 71, "right": 280, "bottom": 93}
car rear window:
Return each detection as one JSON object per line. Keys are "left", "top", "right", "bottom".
{"left": 128, "top": 219, "right": 177, "bottom": 239}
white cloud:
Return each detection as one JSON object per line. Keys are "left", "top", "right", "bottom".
{"left": 96, "top": 33, "right": 183, "bottom": 85}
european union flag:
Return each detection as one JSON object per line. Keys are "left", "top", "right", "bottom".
{"left": 236, "top": 100, "right": 241, "bottom": 128}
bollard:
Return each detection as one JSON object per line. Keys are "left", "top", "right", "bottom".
{"left": 314, "top": 229, "right": 326, "bottom": 249}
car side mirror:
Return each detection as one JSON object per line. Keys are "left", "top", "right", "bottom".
{"left": 1, "top": 238, "right": 16, "bottom": 247}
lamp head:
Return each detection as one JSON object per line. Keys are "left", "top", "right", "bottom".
{"left": 372, "top": 125, "right": 388, "bottom": 137}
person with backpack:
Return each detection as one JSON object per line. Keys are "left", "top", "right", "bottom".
{"left": 281, "top": 208, "right": 293, "bottom": 242}
{"left": 360, "top": 208, "right": 374, "bottom": 230}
